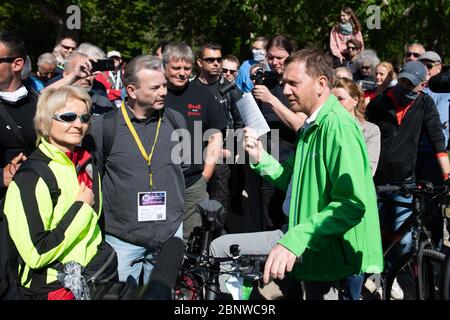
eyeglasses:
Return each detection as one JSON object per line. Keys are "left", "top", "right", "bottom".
{"left": 360, "top": 66, "right": 371, "bottom": 70}
{"left": 202, "top": 57, "right": 222, "bottom": 64}
{"left": 222, "top": 68, "right": 237, "bottom": 75}
{"left": 53, "top": 112, "right": 91, "bottom": 124}
{"left": 404, "top": 51, "right": 421, "bottom": 58}
{"left": 61, "top": 44, "right": 76, "bottom": 51}
{"left": 0, "top": 56, "right": 18, "bottom": 63}
{"left": 39, "top": 71, "right": 55, "bottom": 77}
{"left": 425, "top": 62, "right": 439, "bottom": 70}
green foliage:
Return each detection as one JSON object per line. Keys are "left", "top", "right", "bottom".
{"left": 0, "top": 0, "right": 448, "bottom": 66}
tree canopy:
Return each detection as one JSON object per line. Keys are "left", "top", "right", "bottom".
{"left": 1, "top": 0, "right": 449, "bottom": 66}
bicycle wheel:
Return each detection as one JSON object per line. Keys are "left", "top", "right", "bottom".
{"left": 174, "top": 272, "right": 203, "bottom": 300}
{"left": 384, "top": 251, "right": 416, "bottom": 300}
{"left": 384, "top": 244, "right": 445, "bottom": 300}
{"left": 419, "top": 248, "right": 445, "bottom": 300}
{"left": 440, "top": 254, "right": 450, "bottom": 300}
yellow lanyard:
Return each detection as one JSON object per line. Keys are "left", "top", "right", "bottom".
{"left": 121, "top": 102, "right": 161, "bottom": 189}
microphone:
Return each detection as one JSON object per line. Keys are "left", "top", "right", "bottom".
{"left": 428, "top": 71, "right": 450, "bottom": 93}
{"left": 219, "top": 81, "right": 237, "bottom": 96}
{"left": 139, "top": 237, "right": 184, "bottom": 300}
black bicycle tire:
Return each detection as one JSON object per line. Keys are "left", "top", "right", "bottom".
{"left": 385, "top": 248, "right": 445, "bottom": 300}
{"left": 419, "top": 249, "right": 445, "bottom": 300}
{"left": 384, "top": 251, "right": 414, "bottom": 300}
{"left": 440, "top": 253, "right": 450, "bottom": 300}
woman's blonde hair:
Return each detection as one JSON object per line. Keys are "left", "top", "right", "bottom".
{"left": 34, "top": 86, "right": 92, "bottom": 144}
{"left": 332, "top": 77, "right": 366, "bottom": 123}
{"left": 376, "top": 61, "right": 396, "bottom": 89}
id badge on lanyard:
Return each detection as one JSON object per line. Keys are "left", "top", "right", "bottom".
{"left": 137, "top": 191, "right": 166, "bottom": 221}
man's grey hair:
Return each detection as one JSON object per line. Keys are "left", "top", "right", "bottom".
{"left": 75, "top": 42, "right": 105, "bottom": 59}
{"left": 64, "top": 52, "right": 89, "bottom": 73}
{"left": 38, "top": 52, "right": 57, "bottom": 66}
{"left": 162, "top": 42, "right": 195, "bottom": 66}
{"left": 353, "top": 49, "right": 380, "bottom": 72}
{"left": 124, "top": 55, "right": 164, "bottom": 87}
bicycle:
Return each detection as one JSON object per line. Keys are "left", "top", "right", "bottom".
{"left": 174, "top": 199, "right": 267, "bottom": 300}
{"left": 376, "top": 181, "right": 448, "bottom": 300}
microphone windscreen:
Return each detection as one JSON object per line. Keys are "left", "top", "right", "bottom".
{"left": 428, "top": 71, "right": 450, "bottom": 93}
{"left": 141, "top": 237, "right": 184, "bottom": 300}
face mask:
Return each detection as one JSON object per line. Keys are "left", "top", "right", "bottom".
{"left": 252, "top": 49, "right": 266, "bottom": 62}
{"left": 0, "top": 86, "right": 28, "bottom": 103}
{"left": 393, "top": 84, "right": 419, "bottom": 105}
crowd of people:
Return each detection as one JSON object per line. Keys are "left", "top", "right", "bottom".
{"left": 0, "top": 5, "right": 449, "bottom": 300}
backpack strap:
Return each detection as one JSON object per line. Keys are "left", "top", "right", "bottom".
{"left": 7, "top": 149, "right": 60, "bottom": 290}
{"left": 102, "top": 108, "right": 119, "bottom": 165}
{"left": 164, "top": 108, "right": 181, "bottom": 131}
{"left": 16, "top": 150, "right": 60, "bottom": 208}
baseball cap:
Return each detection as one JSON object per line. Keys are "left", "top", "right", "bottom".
{"left": 398, "top": 61, "right": 427, "bottom": 86}
{"left": 107, "top": 50, "right": 121, "bottom": 58}
{"left": 418, "top": 51, "right": 441, "bottom": 63}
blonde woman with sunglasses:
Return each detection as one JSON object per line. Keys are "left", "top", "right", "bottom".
{"left": 3, "top": 86, "right": 117, "bottom": 300}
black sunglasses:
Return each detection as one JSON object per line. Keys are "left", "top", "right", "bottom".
{"left": 61, "top": 44, "right": 76, "bottom": 51}
{"left": 404, "top": 51, "right": 420, "bottom": 58}
{"left": 53, "top": 112, "right": 91, "bottom": 124}
{"left": 425, "top": 63, "right": 438, "bottom": 70}
{"left": 0, "top": 56, "right": 18, "bottom": 63}
{"left": 202, "top": 57, "right": 222, "bottom": 63}
{"left": 222, "top": 68, "right": 237, "bottom": 75}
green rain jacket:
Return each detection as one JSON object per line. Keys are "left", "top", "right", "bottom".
{"left": 252, "top": 94, "right": 383, "bottom": 281}
{"left": 4, "top": 139, "right": 102, "bottom": 295}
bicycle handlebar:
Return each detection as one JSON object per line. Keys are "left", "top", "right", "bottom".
{"left": 376, "top": 181, "right": 448, "bottom": 195}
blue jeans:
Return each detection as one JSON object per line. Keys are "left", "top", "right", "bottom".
{"left": 106, "top": 223, "right": 183, "bottom": 285}
{"left": 378, "top": 192, "right": 413, "bottom": 269}
{"left": 342, "top": 273, "right": 364, "bottom": 300}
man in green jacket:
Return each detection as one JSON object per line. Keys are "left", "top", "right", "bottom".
{"left": 210, "top": 48, "right": 383, "bottom": 299}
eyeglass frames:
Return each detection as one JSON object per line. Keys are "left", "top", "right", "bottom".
{"left": 53, "top": 112, "right": 92, "bottom": 124}
{"left": 404, "top": 52, "right": 421, "bottom": 58}
{"left": 222, "top": 68, "right": 237, "bottom": 75}
{"left": 425, "top": 62, "right": 439, "bottom": 70}
{"left": 202, "top": 57, "right": 222, "bottom": 64}
{"left": 60, "top": 44, "right": 76, "bottom": 51}
{"left": 0, "top": 56, "right": 18, "bottom": 63}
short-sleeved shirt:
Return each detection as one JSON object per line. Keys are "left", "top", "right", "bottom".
{"left": 165, "top": 81, "right": 226, "bottom": 187}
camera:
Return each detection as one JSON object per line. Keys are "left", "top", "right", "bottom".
{"left": 219, "top": 81, "right": 237, "bottom": 96}
{"left": 250, "top": 67, "right": 265, "bottom": 85}
{"left": 358, "top": 79, "right": 376, "bottom": 92}
{"left": 91, "top": 59, "right": 115, "bottom": 72}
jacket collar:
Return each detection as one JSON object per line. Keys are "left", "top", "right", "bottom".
{"left": 39, "top": 138, "right": 73, "bottom": 165}
{"left": 300, "top": 94, "right": 340, "bottom": 139}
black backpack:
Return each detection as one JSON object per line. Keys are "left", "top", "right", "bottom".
{"left": 0, "top": 151, "right": 60, "bottom": 300}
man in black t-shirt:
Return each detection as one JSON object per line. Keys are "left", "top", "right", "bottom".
{"left": 193, "top": 43, "right": 243, "bottom": 230}
{"left": 163, "top": 42, "right": 226, "bottom": 240}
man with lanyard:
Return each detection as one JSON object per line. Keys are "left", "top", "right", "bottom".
{"left": 163, "top": 42, "right": 226, "bottom": 241}
{"left": 88, "top": 55, "right": 187, "bottom": 285}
